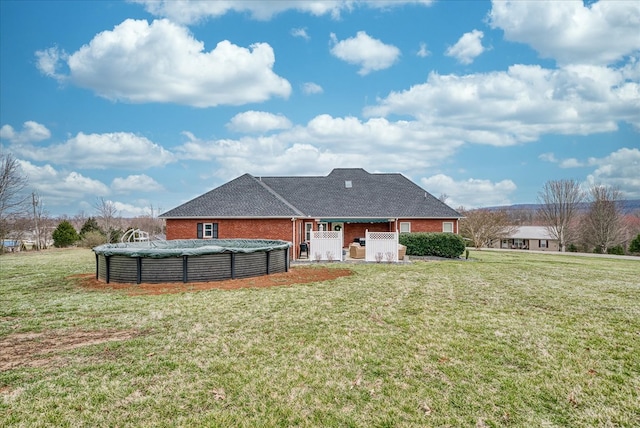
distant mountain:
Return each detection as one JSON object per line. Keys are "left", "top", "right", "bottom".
{"left": 485, "top": 200, "right": 640, "bottom": 215}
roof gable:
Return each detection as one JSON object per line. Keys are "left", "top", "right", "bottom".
{"left": 160, "top": 173, "right": 302, "bottom": 218}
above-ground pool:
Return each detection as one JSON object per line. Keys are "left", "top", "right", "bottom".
{"left": 93, "top": 239, "right": 291, "bottom": 284}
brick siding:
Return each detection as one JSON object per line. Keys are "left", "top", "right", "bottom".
{"left": 166, "top": 217, "right": 458, "bottom": 256}
{"left": 166, "top": 218, "right": 293, "bottom": 241}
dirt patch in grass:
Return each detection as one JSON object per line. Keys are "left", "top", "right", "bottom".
{"left": 73, "top": 266, "right": 353, "bottom": 296}
{"left": 0, "top": 329, "right": 139, "bottom": 371}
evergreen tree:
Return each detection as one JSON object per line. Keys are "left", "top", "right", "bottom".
{"left": 629, "top": 234, "right": 640, "bottom": 254}
{"left": 52, "top": 220, "right": 79, "bottom": 247}
{"left": 80, "top": 217, "right": 104, "bottom": 237}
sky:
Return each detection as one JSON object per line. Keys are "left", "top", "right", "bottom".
{"left": 1, "top": 0, "right": 639, "bottom": 218}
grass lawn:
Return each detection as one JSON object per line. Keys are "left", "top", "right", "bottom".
{"left": 1, "top": 248, "right": 639, "bottom": 427}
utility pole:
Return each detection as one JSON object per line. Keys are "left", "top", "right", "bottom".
{"left": 32, "top": 192, "right": 40, "bottom": 250}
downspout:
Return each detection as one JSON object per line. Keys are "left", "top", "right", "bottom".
{"left": 291, "top": 217, "right": 296, "bottom": 260}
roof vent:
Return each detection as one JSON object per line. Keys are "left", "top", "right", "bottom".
{"left": 345, "top": 180, "right": 352, "bottom": 188}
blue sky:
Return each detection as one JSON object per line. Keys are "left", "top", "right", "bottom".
{"left": 1, "top": 0, "right": 638, "bottom": 217}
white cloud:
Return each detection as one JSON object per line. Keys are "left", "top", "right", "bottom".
{"left": 420, "top": 174, "right": 517, "bottom": 209}
{"left": 11, "top": 131, "right": 175, "bottom": 169}
{"left": 291, "top": 27, "right": 310, "bottom": 40}
{"left": 585, "top": 148, "right": 640, "bottom": 198}
{"left": 0, "top": 121, "right": 51, "bottom": 144}
{"left": 36, "top": 19, "right": 291, "bottom": 107}
{"left": 417, "top": 42, "right": 430, "bottom": 58}
{"left": 559, "top": 158, "right": 584, "bottom": 168}
{"left": 540, "top": 152, "right": 586, "bottom": 168}
{"left": 17, "top": 160, "right": 110, "bottom": 205}
{"left": 111, "top": 200, "right": 149, "bottom": 217}
{"left": 111, "top": 175, "right": 164, "bottom": 194}
{"left": 538, "top": 152, "right": 558, "bottom": 163}
{"left": 133, "top": 0, "right": 434, "bottom": 24}
{"left": 176, "top": 114, "right": 464, "bottom": 179}
{"left": 445, "top": 29, "right": 485, "bottom": 65}
{"left": 302, "top": 82, "right": 324, "bottom": 95}
{"left": 226, "top": 111, "right": 292, "bottom": 133}
{"left": 489, "top": 0, "right": 640, "bottom": 66}
{"left": 330, "top": 31, "right": 401, "bottom": 75}
{"left": 35, "top": 47, "right": 67, "bottom": 80}
{"left": 365, "top": 64, "right": 640, "bottom": 145}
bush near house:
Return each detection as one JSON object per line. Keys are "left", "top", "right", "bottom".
{"left": 399, "top": 232, "right": 466, "bottom": 258}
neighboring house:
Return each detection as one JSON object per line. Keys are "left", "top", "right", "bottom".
{"left": 160, "top": 168, "right": 462, "bottom": 258}
{"left": 1, "top": 240, "right": 21, "bottom": 252}
{"left": 491, "top": 226, "right": 559, "bottom": 251}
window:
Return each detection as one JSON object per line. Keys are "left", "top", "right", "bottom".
{"left": 539, "top": 239, "right": 548, "bottom": 248}
{"left": 304, "top": 222, "right": 313, "bottom": 242}
{"left": 197, "top": 222, "right": 218, "bottom": 239}
{"left": 400, "top": 222, "right": 411, "bottom": 233}
{"left": 443, "top": 222, "right": 454, "bottom": 233}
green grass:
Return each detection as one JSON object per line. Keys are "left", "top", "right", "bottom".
{"left": 1, "top": 248, "right": 639, "bottom": 427}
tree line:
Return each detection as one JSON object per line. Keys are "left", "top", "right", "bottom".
{"left": 459, "top": 179, "right": 640, "bottom": 255}
{"left": 3, "top": 150, "right": 639, "bottom": 254}
{"left": 1, "top": 151, "right": 163, "bottom": 251}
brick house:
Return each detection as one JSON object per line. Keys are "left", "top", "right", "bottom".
{"left": 160, "top": 168, "right": 462, "bottom": 259}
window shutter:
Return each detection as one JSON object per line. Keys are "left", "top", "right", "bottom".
{"left": 213, "top": 223, "right": 218, "bottom": 239}
{"left": 197, "top": 223, "right": 203, "bottom": 239}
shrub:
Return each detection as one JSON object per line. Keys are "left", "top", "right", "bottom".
{"left": 52, "top": 220, "right": 79, "bottom": 248}
{"left": 629, "top": 234, "right": 640, "bottom": 254}
{"left": 79, "top": 230, "right": 107, "bottom": 248}
{"left": 399, "top": 232, "right": 466, "bottom": 258}
{"left": 109, "top": 228, "right": 123, "bottom": 244}
{"left": 607, "top": 245, "right": 625, "bottom": 255}
{"left": 567, "top": 243, "right": 578, "bottom": 253}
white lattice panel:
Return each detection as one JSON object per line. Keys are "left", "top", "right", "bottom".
{"left": 312, "top": 231, "right": 341, "bottom": 240}
{"left": 368, "top": 232, "right": 396, "bottom": 240}
{"left": 366, "top": 231, "right": 398, "bottom": 262}
{"left": 310, "top": 231, "right": 343, "bottom": 261}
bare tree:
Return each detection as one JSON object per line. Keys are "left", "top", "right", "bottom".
{"left": 582, "top": 185, "right": 626, "bottom": 253}
{"left": 31, "top": 191, "right": 50, "bottom": 250}
{"left": 38, "top": 215, "right": 55, "bottom": 249}
{"left": 458, "top": 208, "right": 518, "bottom": 249}
{"left": 537, "top": 179, "right": 585, "bottom": 252}
{"left": 72, "top": 210, "right": 88, "bottom": 232}
{"left": 0, "top": 152, "right": 29, "bottom": 246}
{"left": 145, "top": 203, "right": 164, "bottom": 237}
{"left": 0, "top": 152, "right": 29, "bottom": 219}
{"left": 94, "top": 197, "right": 119, "bottom": 243}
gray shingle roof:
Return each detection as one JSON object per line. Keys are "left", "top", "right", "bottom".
{"left": 160, "top": 168, "right": 461, "bottom": 219}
